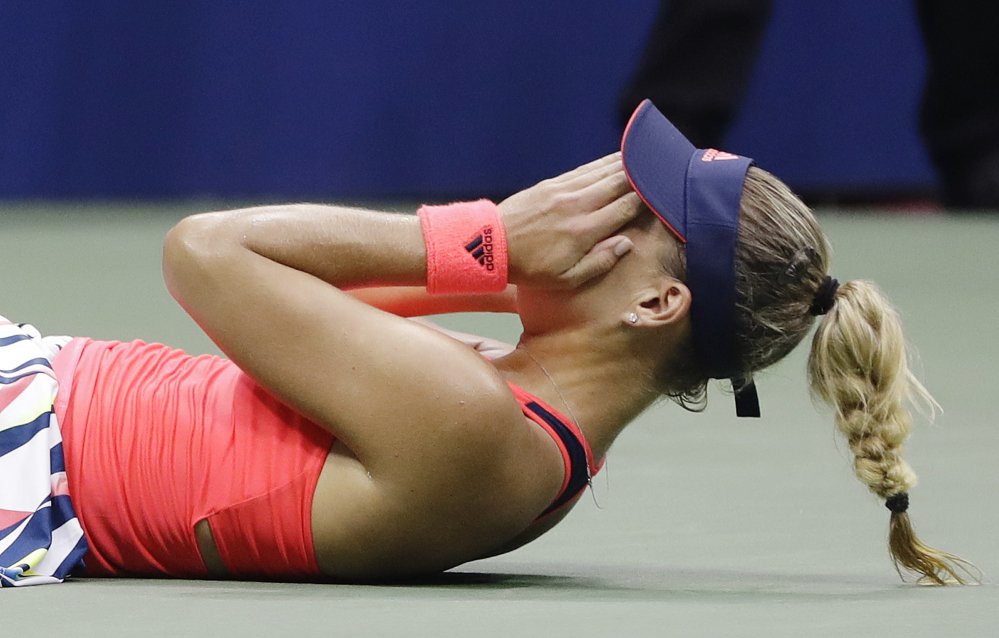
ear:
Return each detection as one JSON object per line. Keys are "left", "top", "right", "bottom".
{"left": 628, "top": 279, "right": 691, "bottom": 328}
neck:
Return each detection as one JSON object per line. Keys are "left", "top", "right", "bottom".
{"left": 491, "top": 325, "right": 661, "bottom": 459}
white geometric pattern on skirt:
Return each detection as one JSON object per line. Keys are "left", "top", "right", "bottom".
{"left": 0, "top": 317, "right": 87, "bottom": 587}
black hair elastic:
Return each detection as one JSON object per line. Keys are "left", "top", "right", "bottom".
{"left": 809, "top": 276, "right": 840, "bottom": 316}
{"left": 885, "top": 492, "right": 909, "bottom": 513}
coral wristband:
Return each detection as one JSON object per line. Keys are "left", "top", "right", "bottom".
{"left": 417, "top": 200, "right": 508, "bottom": 294}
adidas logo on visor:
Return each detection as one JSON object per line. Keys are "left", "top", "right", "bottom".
{"left": 465, "top": 226, "right": 496, "bottom": 271}
{"left": 701, "top": 149, "right": 740, "bottom": 162}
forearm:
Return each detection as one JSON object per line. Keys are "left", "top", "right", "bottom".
{"left": 165, "top": 153, "right": 637, "bottom": 325}
{"left": 347, "top": 285, "right": 518, "bottom": 316}
{"left": 171, "top": 204, "right": 429, "bottom": 289}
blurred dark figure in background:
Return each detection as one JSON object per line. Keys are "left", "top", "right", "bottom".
{"left": 918, "top": 2, "right": 999, "bottom": 208}
{"left": 619, "top": 0, "right": 773, "bottom": 151}
{"left": 620, "top": 1, "right": 999, "bottom": 208}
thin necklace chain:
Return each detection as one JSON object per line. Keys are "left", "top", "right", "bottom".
{"left": 517, "top": 344, "right": 593, "bottom": 486}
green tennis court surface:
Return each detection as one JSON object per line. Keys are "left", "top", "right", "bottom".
{"left": 3, "top": 205, "right": 997, "bottom": 636}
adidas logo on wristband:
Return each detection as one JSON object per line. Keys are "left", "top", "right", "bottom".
{"left": 464, "top": 226, "right": 496, "bottom": 271}
{"left": 419, "top": 200, "right": 506, "bottom": 294}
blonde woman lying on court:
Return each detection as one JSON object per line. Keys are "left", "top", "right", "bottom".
{"left": 0, "top": 101, "right": 974, "bottom": 587}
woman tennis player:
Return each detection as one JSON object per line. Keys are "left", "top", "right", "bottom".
{"left": 0, "top": 101, "right": 973, "bottom": 587}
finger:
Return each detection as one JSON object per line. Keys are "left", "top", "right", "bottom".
{"left": 549, "top": 152, "right": 621, "bottom": 184}
{"left": 559, "top": 235, "right": 634, "bottom": 288}
{"left": 569, "top": 169, "right": 631, "bottom": 212}
{"left": 560, "top": 157, "right": 624, "bottom": 192}
{"left": 583, "top": 191, "right": 644, "bottom": 239}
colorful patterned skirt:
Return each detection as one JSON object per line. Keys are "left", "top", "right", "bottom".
{"left": 0, "top": 317, "right": 87, "bottom": 587}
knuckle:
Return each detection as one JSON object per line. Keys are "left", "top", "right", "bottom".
{"left": 615, "top": 195, "right": 641, "bottom": 221}
{"left": 615, "top": 202, "right": 633, "bottom": 222}
{"left": 550, "top": 191, "right": 573, "bottom": 208}
{"left": 594, "top": 254, "right": 613, "bottom": 274}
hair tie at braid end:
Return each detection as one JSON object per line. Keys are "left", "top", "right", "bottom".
{"left": 809, "top": 276, "right": 840, "bottom": 316}
{"left": 885, "top": 492, "right": 909, "bottom": 513}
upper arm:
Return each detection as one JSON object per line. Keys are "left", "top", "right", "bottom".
{"left": 163, "top": 211, "right": 526, "bottom": 486}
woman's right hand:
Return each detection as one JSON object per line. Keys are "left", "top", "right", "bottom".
{"left": 498, "top": 153, "right": 641, "bottom": 290}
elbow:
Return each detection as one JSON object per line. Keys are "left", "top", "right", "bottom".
{"left": 162, "top": 212, "right": 235, "bottom": 303}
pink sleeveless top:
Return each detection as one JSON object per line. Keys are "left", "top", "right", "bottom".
{"left": 53, "top": 338, "right": 598, "bottom": 579}
{"left": 54, "top": 338, "right": 335, "bottom": 579}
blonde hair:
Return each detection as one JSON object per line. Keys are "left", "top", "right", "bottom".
{"left": 663, "top": 167, "right": 976, "bottom": 584}
{"left": 808, "top": 281, "right": 976, "bottom": 584}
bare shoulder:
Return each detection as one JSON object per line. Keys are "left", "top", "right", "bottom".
{"left": 311, "top": 383, "right": 568, "bottom": 579}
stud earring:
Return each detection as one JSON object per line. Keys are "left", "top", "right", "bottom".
{"left": 628, "top": 312, "right": 639, "bottom": 324}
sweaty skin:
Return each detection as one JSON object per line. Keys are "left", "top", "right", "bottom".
{"left": 164, "top": 154, "right": 688, "bottom": 579}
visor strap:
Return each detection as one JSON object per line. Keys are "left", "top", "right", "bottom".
{"left": 733, "top": 379, "right": 761, "bottom": 418}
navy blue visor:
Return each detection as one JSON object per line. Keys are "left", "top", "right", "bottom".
{"left": 621, "top": 99, "right": 760, "bottom": 418}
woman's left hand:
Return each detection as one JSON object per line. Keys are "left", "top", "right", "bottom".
{"left": 499, "top": 153, "right": 641, "bottom": 290}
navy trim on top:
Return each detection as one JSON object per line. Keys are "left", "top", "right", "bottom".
{"left": 524, "top": 401, "right": 590, "bottom": 517}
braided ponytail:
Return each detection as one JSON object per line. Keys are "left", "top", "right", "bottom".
{"left": 807, "top": 280, "right": 976, "bottom": 584}
{"left": 659, "top": 167, "right": 977, "bottom": 583}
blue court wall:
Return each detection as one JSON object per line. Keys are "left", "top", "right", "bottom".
{"left": 0, "top": 1, "right": 934, "bottom": 200}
